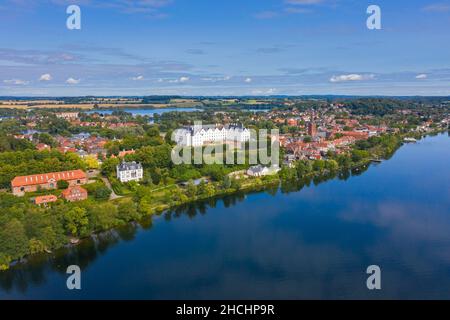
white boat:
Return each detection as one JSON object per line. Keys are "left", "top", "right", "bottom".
{"left": 404, "top": 137, "right": 417, "bottom": 143}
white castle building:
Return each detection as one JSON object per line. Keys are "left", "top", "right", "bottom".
{"left": 173, "top": 124, "right": 250, "bottom": 147}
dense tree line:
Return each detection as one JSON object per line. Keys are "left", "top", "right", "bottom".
{"left": 0, "top": 194, "right": 141, "bottom": 270}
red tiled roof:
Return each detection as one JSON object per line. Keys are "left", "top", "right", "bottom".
{"left": 11, "top": 170, "right": 86, "bottom": 188}
{"left": 341, "top": 131, "right": 369, "bottom": 139}
{"left": 61, "top": 185, "right": 88, "bottom": 198}
{"left": 35, "top": 195, "right": 58, "bottom": 205}
{"left": 36, "top": 143, "right": 51, "bottom": 151}
{"left": 118, "top": 150, "right": 135, "bottom": 157}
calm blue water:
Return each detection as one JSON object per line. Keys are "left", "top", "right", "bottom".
{"left": 1, "top": 133, "right": 449, "bottom": 299}
{"left": 86, "top": 107, "right": 201, "bottom": 117}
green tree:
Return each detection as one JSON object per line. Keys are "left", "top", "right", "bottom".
{"left": 94, "top": 186, "right": 112, "bottom": 200}
{"left": 325, "top": 159, "right": 339, "bottom": 172}
{"left": 118, "top": 199, "right": 140, "bottom": 222}
{"left": 63, "top": 207, "right": 89, "bottom": 237}
{"left": 0, "top": 219, "right": 29, "bottom": 261}
{"left": 29, "top": 238, "right": 46, "bottom": 254}
{"left": 88, "top": 203, "right": 119, "bottom": 230}
{"left": 351, "top": 149, "right": 370, "bottom": 162}
{"left": 312, "top": 160, "right": 326, "bottom": 172}
{"left": 57, "top": 180, "right": 69, "bottom": 189}
{"left": 230, "top": 178, "right": 241, "bottom": 190}
{"left": 101, "top": 157, "right": 120, "bottom": 175}
{"left": 186, "top": 181, "right": 197, "bottom": 197}
{"left": 222, "top": 175, "right": 232, "bottom": 189}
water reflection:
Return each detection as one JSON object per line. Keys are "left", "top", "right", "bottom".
{"left": 0, "top": 220, "right": 150, "bottom": 294}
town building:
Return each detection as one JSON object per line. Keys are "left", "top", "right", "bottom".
{"left": 111, "top": 149, "right": 136, "bottom": 159}
{"left": 56, "top": 112, "right": 79, "bottom": 120}
{"left": 11, "top": 170, "right": 87, "bottom": 196}
{"left": 246, "top": 165, "right": 280, "bottom": 177}
{"left": 116, "top": 161, "right": 143, "bottom": 183}
{"left": 173, "top": 124, "right": 250, "bottom": 147}
{"left": 61, "top": 185, "right": 88, "bottom": 202}
{"left": 36, "top": 143, "right": 51, "bottom": 151}
{"left": 34, "top": 195, "right": 58, "bottom": 206}
{"left": 307, "top": 121, "right": 317, "bottom": 137}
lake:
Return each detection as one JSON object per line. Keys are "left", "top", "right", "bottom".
{"left": 0, "top": 133, "right": 449, "bottom": 299}
{"left": 85, "top": 107, "right": 201, "bottom": 117}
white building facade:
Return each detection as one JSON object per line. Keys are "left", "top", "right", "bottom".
{"left": 174, "top": 124, "right": 250, "bottom": 147}
{"left": 116, "top": 161, "right": 143, "bottom": 183}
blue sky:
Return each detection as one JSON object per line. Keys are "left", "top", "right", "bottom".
{"left": 0, "top": 0, "right": 449, "bottom": 96}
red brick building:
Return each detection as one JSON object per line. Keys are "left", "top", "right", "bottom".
{"left": 34, "top": 195, "right": 58, "bottom": 206}
{"left": 307, "top": 122, "right": 317, "bottom": 137}
{"left": 11, "top": 170, "right": 87, "bottom": 196}
{"left": 36, "top": 143, "right": 51, "bottom": 151}
{"left": 61, "top": 185, "right": 88, "bottom": 202}
{"left": 341, "top": 131, "right": 369, "bottom": 140}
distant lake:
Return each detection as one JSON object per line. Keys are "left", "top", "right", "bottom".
{"left": 85, "top": 107, "right": 201, "bottom": 117}
{"left": 0, "top": 133, "right": 449, "bottom": 299}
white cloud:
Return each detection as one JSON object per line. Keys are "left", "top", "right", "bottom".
{"left": 245, "top": 77, "right": 253, "bottom": 83}
{"left": 39, "top": 73, "right": 52, "bottom": 81}
{"left": 66, "top": 77, "right": 80, "bottom": 84}
{"left": 166, "top": 76, "right": 190, "bottom": 83}
{"left": 330, "top": 74, "right": 375, "bottom": 83}
{"left": 415, "top": 74, "right": 428, "bottom": 79}
{"left": 286, "top": 0, "right": 323, "bottom": 4}
{"left": 132, "top": 75, "right": 145, "bottom": 81}
{"left": 423, "top": 4, "right": 450, "bottom": 12}
{"left": 251, "top": 88, "right": 277, "bottom": 95}
{"left": 3, "top": 79, "right": 29, "bottom": 85}
{"left": 201, "top": 76, "right": 231, "bottom": 82}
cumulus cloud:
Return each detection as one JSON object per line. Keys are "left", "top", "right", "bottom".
{"left": 330, "top": 74, "right": 375, "bottom": 83}
{"left": 132, "top": 75, "right": 145, "bottom": 81}
{"left": 166, "top": 76, "right": 190, "bottom": 83}
{"left": 39, "top": 73, "right": 52, "bottom": 81}
{"left": 66, "top": 77, "right": 80, "bottom": 84}
{"left": 415, "top": 74, "right": 428, "bottom": 79}
{"left": 3, "top": 79, "right": 29, "bottom": 85}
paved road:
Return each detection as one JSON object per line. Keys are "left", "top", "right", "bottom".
{"left": 101, "top": 176, "right": 122, "bottom": 200}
